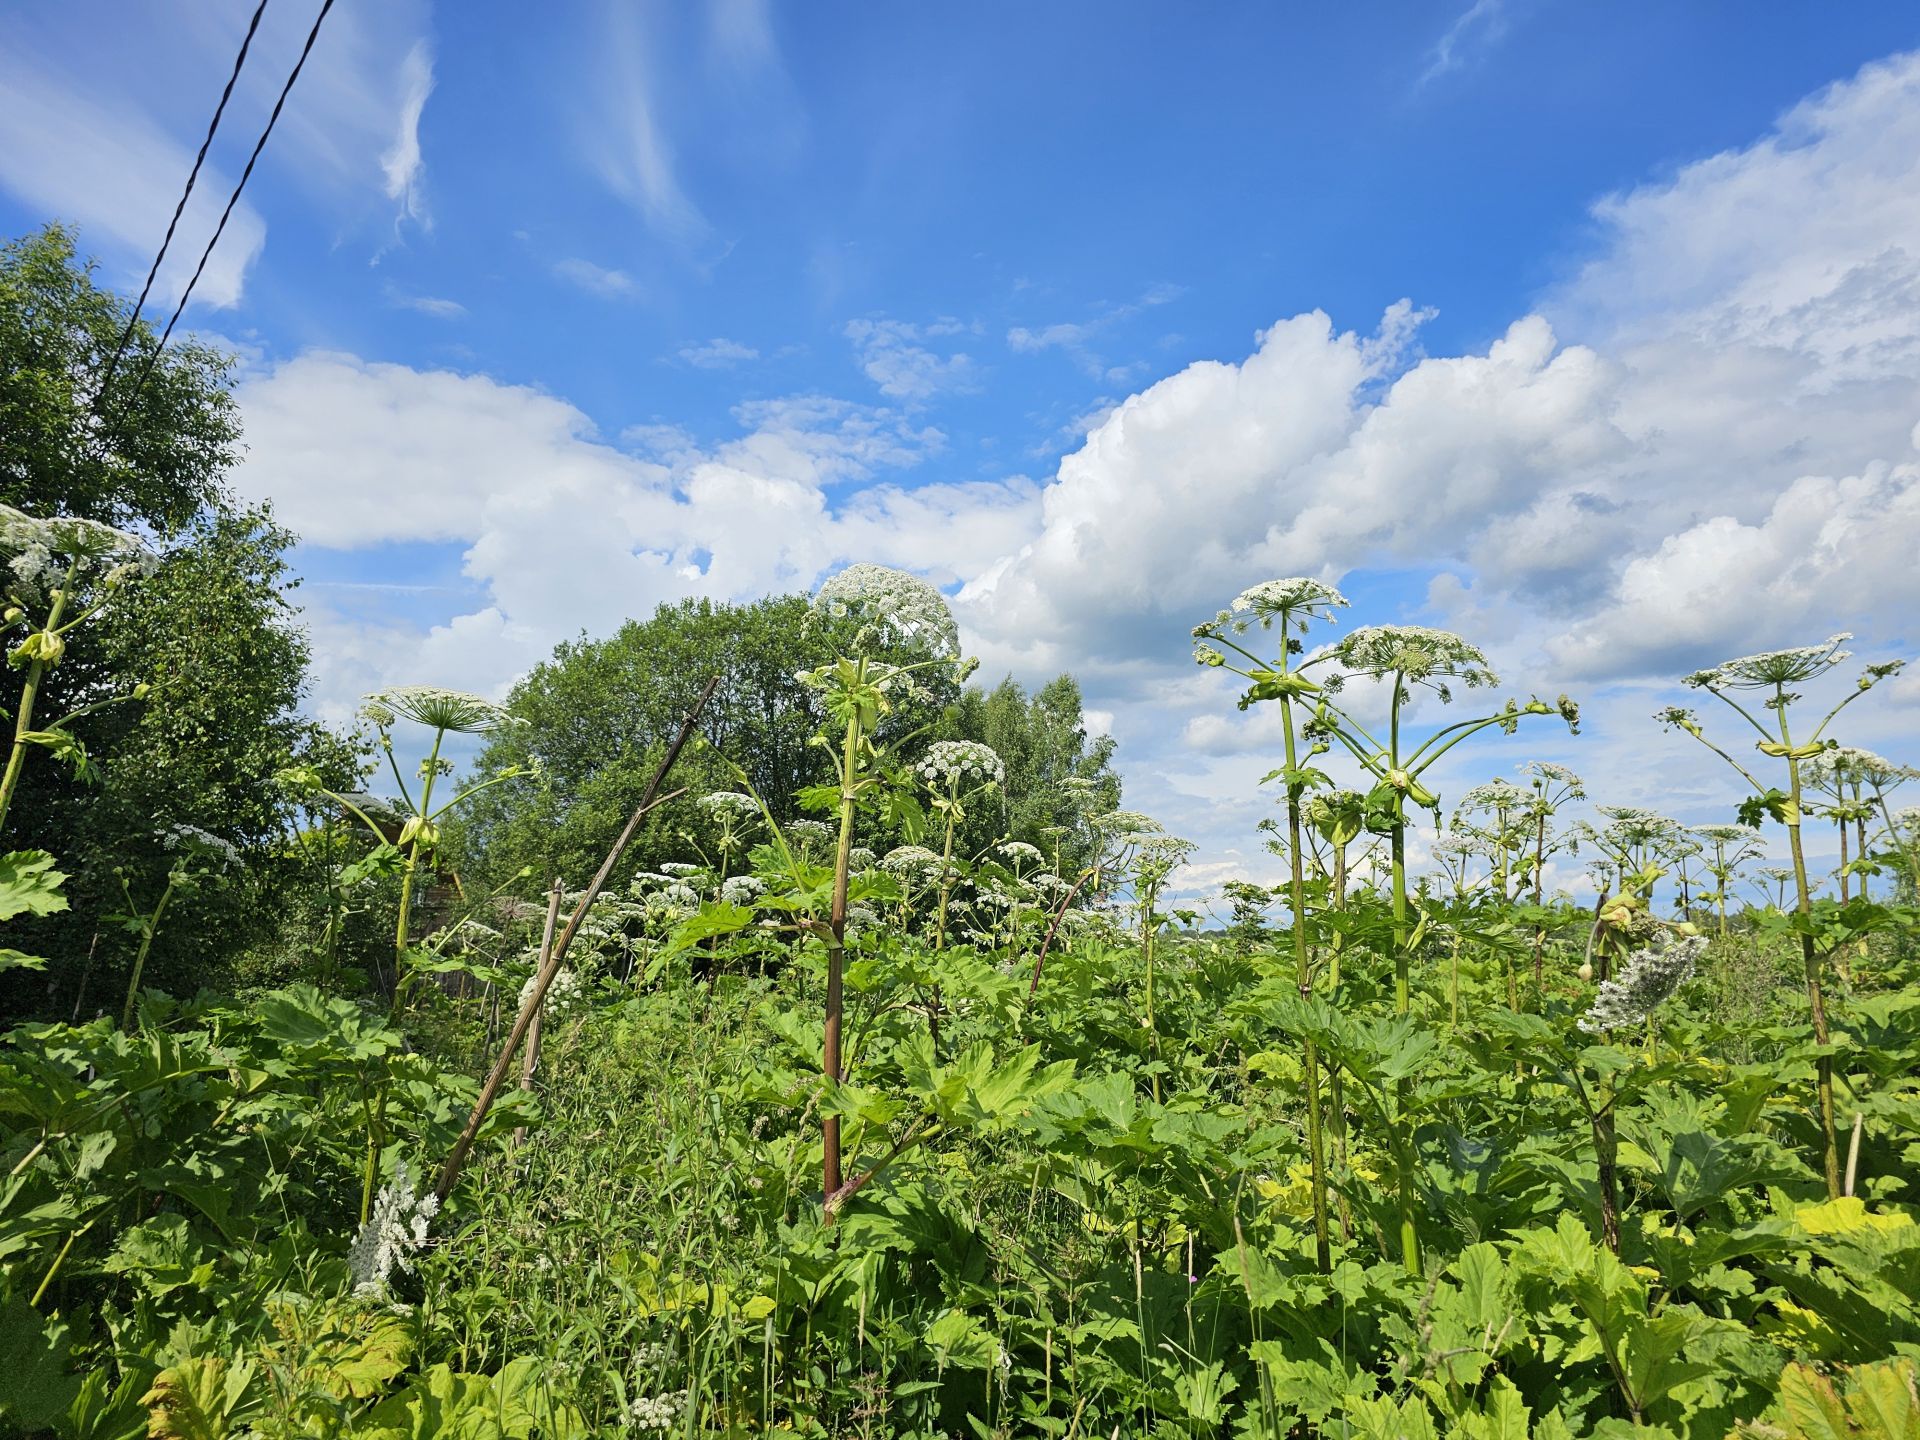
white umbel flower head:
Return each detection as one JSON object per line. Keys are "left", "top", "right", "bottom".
{"left": 996, "top": 839, "right": 1044, "bottom": 865}
{"left": 1193, "top": 576, "right": 1349, "bottom": 645}
{"left": 161, "top": 822, "right": 241, "bottom": 868}
{"left": 786, "top": 819, "right": 835, "bottom": 852}
{"left": 346, "top": 1160, "right": 439, "bottom": 1298}
{"left": 917, "top": 739, "right": 1005, "bottom": 790}
{"left": 1684, "top": 634, "right": 1851, "bottom": 691}
{"left": 1692, "top": 823, "right": 1755, "bottom": 844}
{"left": 0, "top": 504, "right": 156, "bottom": 600}
{"left": 1457, "top": 779, "right": 1530, "bottom": 815}
{"left": 1803, "top": 746, "right": 1914, "bottom": 789}
{"left": 1335, "top": 625, "right": 1497, "bottom": 695}
{"left": 719, "top": 875, "right": 764, "bottom": 905}
{"left": 362, "top": 686, "right": 515, "bottom": 735}
{"left": 697, "top": 791, "right": 761, "bottom": 820}
{"left": 880, "top": 844, "right": 943, "bottom": 876}
{"left": 813, "top": 563, "right": 960, "bottom": 659}
{"left": 1520, "top": 760, "right": 1585, "bottom": 796}
{"left": 1578, "top": 929, "right": 1706, "bottom": 1033}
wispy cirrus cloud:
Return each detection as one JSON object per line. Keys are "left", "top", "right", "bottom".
{"left": 553, "top": 256, "right": 641, "bottom": 299}
{"left": 380, "top": 40, "right": 435, "bottom": 230}
{"left": 678, "top": 338, "right": 759, "bottom": 368}
{"left": 1419, "top": 0, "right": 1513, "bottom": 87}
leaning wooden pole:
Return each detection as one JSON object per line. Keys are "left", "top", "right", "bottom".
{"left": 435, "top": 675, "right": 719, "bottom": 1202}
{"left": 513, "top": 877, "right": 566, "bottom": 1149}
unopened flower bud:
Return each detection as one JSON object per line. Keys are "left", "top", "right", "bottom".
{"left": 1577, "top": 961, "right": 1594, "bottom": 982}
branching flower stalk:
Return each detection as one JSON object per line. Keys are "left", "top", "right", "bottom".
{"left": 1311, "top": 624, "right": 1579, "bottom": 1275}
{"left": 1692, "top": 824, "right": 1764, "bottom": 939}
{"left": 1519, "top": 761, "right": 1584, "bottom": 996}
{"left": 1658, "top": 634, "right": 1905, "bottom": 1197}
{"left": 329, "top": 687, "right": 524, "bottom": 1006}
{"left": 917, "top": 740, "right": 1005, "bottom": 949}
{"left": 1194, "top": 577, "right": 1348, "bottom": 1270}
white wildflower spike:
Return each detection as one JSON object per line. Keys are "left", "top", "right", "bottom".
{"left": 917, "top": 740, "right": 1005, "bottom": 790}
{"left": 1335, "top": 625, "right": 1497, "bottom": 693}
{"left": 346, "top": 1161, "right": 440, "bottom": 1298}
{"left": 362, "top": 686, "right": 515, "bottom": 735}
{"left": 1683, "top": 634, "right": 1852, "bottom": 690}
{"left": 813, "top": 563, "right": 960, "bottom": 659}
{"left": 1578, "top": 929, "right": 1706, "bottom": 1033}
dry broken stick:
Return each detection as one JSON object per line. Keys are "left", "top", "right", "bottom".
{"left": 512, "top": 877, "right": 565, "bottom": 1149}
{"left": 434, "top": 674, "right": 720, "bottom": 1202}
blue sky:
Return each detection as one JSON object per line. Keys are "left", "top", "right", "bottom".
{"left": 5, "top": 2, "right": 1920, "bottom": 899}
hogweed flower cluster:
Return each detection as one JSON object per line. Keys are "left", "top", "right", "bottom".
{"left": 813, "top": 563, "right": 960, "bottom": 659}
{"left": 696, "top": 790, "right": 761, "bottom": 819}
{"left": 361, "top": 685, "right": 516, "bottom": 736}
{"left": 917, "top": 739, "right": 1005, "bottom": 790}
{"left": 346, "top": 1161, "right": 439, "bottom": 1298}
{"left": 0, "top": 504, "right": 156, "bottom": 607}
{"left": 1683, "top": 635, "right": 1853, "bottom": 691}
{"left": 161, "top": 822, "right": 241, "bottom": 869}
{"left": 1334, "top": 625, "right": 1498, "bottom": 698}
{"left": 1578, "top": 929, "right": 1707, "bottom": 1034}
{"left": 518, "top": 966, "right": 584, "bottom": 1021}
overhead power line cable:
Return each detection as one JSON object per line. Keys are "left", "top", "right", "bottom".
{"left": 96, "top": 0, "right": 273, "bottom": 397}
{"left": 125, "top": 0, "right": 337, "bottom": 406}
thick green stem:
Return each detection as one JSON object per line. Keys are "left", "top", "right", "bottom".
{"left": 1280, "top": 692, "right": 1330, "bottom": 1271}
{"left": 1780, "top": 700, "right": 1840, "bottom": 1197}
{"left": 1387, "top": 682, "right": 1420, "bottom": 1275}
{"left": 392, "top": 726, "right": 448, "bottom": 1001}
{"left": 118, "top": 880, "right": 175, "bottom": 1031}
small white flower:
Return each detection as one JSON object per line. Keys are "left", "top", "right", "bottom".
{"left": 627, "top": 1390, "right": 687, "bottom": 1432}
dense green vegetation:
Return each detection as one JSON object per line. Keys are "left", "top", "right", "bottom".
{"left": 3, "top": 227, "right": 1917, "bottom": 1440}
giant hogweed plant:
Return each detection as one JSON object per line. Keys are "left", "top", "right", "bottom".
{"left": 1313, "top": 625, "right": 1576, "bottom": 1275}
{"left": 1658, "top": 633, "right": 1906, "bottom": 1197}
{"left": 283, "top": 686, "right": 529, "bottom": 1003}
{"left": 793, "top": 565, "right": 976, "bottom": 1211}
{"left": 1194, "top": 577, "right": 1350, "bottom": 1271}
